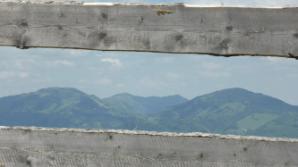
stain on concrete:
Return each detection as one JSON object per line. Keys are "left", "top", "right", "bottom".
{"left": 17, "top": 155, "right": 31, "bottom": 166}
{"left": 138, "top": 16, "right": 144, "bottom": 25}
{"left": 199, "top": 153, "right": 204, "bottom": 159}
{"left": 243, "top": 147, "right": 248, "bottom": 152}
{"left": 200, "top": 17, "right": 204, "bottom": 24}
{"left": 217, "top": 38, "right": 231, "bottom": 51}
{"left": 142, "top": 39, "right": 151, "bottom": 49}
{"left": 47, "top": 155, "right": 55, "bottom": 161}
{"left": 87, "top": 31, "right": 116, "bottom": 48}
{"left": 26, "top": 158, "right": 32, "bottom": 167}
{"left": 98, "top": 32, "right": 107, "bottom": 40}
{"left": 156, "top": 153, "right": 163, "bottom": 160}
{"left": 175, "top": 34, "right": 184, "bottom": 41}
{"left": 15, "top": 35, "right": 30, "bottom": 49}
{"left": 101, "top": 13, "right": 108, "bottom": 20}
{"left": 293, "top": 33, "right": 298, "bottom": 39}
{"left": 226, "top": 26, "right": 233, "bottom": 31}
{"left": 23, "top": 128, "right": 32, "bottom": 133}
{"left": 164, "top": 33, "right": 188, "bottom": 51}
{"left": 288, "top": 53, "right": 298, "bottom": 60}
{"left": 106, "top": 133, "right": 113, "bottom": 141}
{"left": 56, "top": 25, "right": 63, "bottom": 30}
{"left": 157, "top": 9, "right": 174, "bottom": 16}
{"left": 75, "top": 17, "right": 79, "bottom": 24}
{"left": 244, "top": 31, "right": 251, "bottom": 37}
{"left": 175, "top": 34, "right": 188, "bottom": 49}
{"left": 59, "top": 12, "right": 66, "bottom": 18}
{"left": 109, "top": 134, "right": 113, "bottom": 140}
{"left": 103, "top": 36, "right": 116, "bottom": 47}
{"left": 17, "top": 19, "right": 28, "bottom": 28}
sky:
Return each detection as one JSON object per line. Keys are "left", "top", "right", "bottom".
{"left": 0, "top": 0, "right": 298, "bottom": 105}
{"left": 0, "top": 47, "right": 297, "bottom": 105}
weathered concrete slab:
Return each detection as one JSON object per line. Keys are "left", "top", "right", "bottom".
{"left": 0, "top": 0, "right": 297, "bottom": 58}
{"left": 0, "top": 126, "right": 297, "bottom": 167}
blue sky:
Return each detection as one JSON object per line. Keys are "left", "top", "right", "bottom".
{"left": 0, "top": 0, "right": 297, "bottom": 105}
{"left": 0, "top": 47, "right": 297, "bottom": 105}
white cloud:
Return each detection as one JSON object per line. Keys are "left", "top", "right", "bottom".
{"left": 199, "top": 71, "right": 231, "bottom": 78}
{"left": 96, "top": 78, "right": 112, "bottom": 85}
{"left": 0, "top": 71, "right": 14, "bottom": 80}
{"left": 198, "top": 62, "right": 231, "bottom": 78}
{"left": 165, "top": 72, "right": 180, "bottom": 80}
{"left": 139, "top": 77, "right": 167, "bottom": 88}
{"left": 116, "top": 83, "right": 125, "bottom": 88}
{"left": 0, "top": 71, "right": 29, "bottom": 80}
{"left": 53, "top": 60, "right": 76, "bottom": 67}
{"left": 201, "top": 62, "right": 222, "bottom": 71}
{"left": 264, "top": 57, "right": 286, "bottom": 63}
{"left": 101, "top": 58, "right": 123, "bottom": 67}
{"left": 19, "top": 72, "right": 29, "bottom": 79}
{"left": 14, "top": 59, "right": 36, "bottom": 70}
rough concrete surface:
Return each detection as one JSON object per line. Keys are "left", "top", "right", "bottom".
{"left": 0, "top": 0, "right": 297, "bottom": 58}
{"left": 0, "top": 126, "right": 297, "bottom": 167}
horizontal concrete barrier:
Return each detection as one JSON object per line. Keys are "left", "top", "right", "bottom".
{"left": 0, "top": 127, "right": 297, "bottom": 167}
{"left": 0, "top": 0, "right": 297, "bottom": 58}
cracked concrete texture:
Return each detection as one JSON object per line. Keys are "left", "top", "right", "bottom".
{"left": 0, "top": 1, "right": 297, "bottom": 58}
{"left": 0, "top": 126, "right": 297, "bottom": 167}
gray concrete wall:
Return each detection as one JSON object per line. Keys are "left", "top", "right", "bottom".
{"left": 0, "top": 127, "right": 297, "bottom": 167}
{"left": 0, "top": 0, "right": 297, "bottom": 58}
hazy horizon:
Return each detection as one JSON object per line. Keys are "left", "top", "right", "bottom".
{"left": 1, "top": 85, "right": 298, "bottom": 107}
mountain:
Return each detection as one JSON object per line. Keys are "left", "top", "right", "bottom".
{"left": 156, "top": 88, "right": 298, "bottom": 137}
{"left": 0, "top": 87, "right": 180, "bottom": 131}
{"left": 103, "top": 93, "right": 187, "bottom": 115}
{"left": 0, "top": 87, "right": 143, "bottom": 129}
{"left": 0, "top": 87, "right": 298, "bottom": 138}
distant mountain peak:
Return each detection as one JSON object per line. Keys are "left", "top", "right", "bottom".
{"left": 164, "top": 94, "right": 188, "bottom": 100}
{"left": 103, "top": 92, "right": 188, "bottom": 114}
{"left": 35, "top": 87, "right": 88, "bottom": 96}
{"left": 110, "top": 93, "right": 136, "bottom": 98}
{"left": 37, "top": 87, "right": 83, "bottom": 93}
{"left": 212, "top": 87, "right": 255, "bottom": 94}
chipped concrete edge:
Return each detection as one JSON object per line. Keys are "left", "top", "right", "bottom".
{"left": 1, "top": 126, "right": 298, "bottom": 143}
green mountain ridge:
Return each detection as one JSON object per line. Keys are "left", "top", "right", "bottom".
{"left": 103, "top": 92, "right": 187, "bottom": 115}
{"left": 156, "top": 88, "right": 298, "bottom": 137}
{"left": 0, "top": 87, "right": 297, "bottom": 138}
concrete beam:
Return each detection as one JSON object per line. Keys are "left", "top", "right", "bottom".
{"left": 0, "top": 127, "right": 297, "bottom": 167}
{"left": 0, "top": 1, "right": 298, "bottom": 58}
